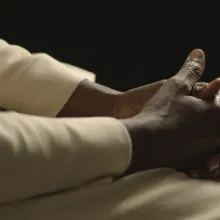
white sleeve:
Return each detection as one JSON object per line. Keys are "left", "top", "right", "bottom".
{"left": 0, "top": 112, "right": 132, "bottom": 203}
{"left": 0, "top": 39, "right": 95, "bottom": 116}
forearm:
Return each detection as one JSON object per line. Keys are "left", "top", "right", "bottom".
{"left": 0, "top": 112, "right": 131, "bottom": 203}
{"left": 0, "top": 39, "right": 87, "bottom": 117}
{"left": 0, "top": 39, "right": 124, "bottom": 118}
{"left": 58, "top": 79, "right": 121, "bottom": 117}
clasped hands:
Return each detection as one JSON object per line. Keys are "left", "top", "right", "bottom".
{"left": 59, "top": 49, "right": 220, "bottom": 180}
{"left": 2, "top": 49, "right": 220, "bottom": 181}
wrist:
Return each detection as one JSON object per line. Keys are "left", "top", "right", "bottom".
{"left": 57, "top": 79, "right": 121, "bottom": 117}
{"left": 121, "top": 116, "right": 158, "bottom": 175}
{"left": 120, "top": 118, "right": 140, "bottom": 175}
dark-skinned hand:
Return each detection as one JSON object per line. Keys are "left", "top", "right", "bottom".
{"left": 122, "top": 49, "right": 220, "bottom": 174}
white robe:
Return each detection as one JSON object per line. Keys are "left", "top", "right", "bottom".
{"left": 0, "top": 39, "right": 220, "bottom": 220}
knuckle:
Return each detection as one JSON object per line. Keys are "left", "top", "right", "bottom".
{"left": 184, "top": 61, "right": 203, "bottom": 81}
{"left": 159, "top": 79, "right": 167, "bottom": 85}
{"left": 169, "top": 77, "right": 191, "bottom": 93}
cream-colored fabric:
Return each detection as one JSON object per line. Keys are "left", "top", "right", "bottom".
{"left": 63, "top": 62, "right": 96, "bottom": 82}
{"left": 0, "top": 112, "right": 131, "bottom": 203}
{"left": 2, "top": 168, "right": 220, "bottom": 220}
{"left": 1, "top": 39, "right": 220, "bottom": 219}
{"left": 0, "top": 39, "right": 132, "bottom": 210}
{"left": 0, "top": 39, "right": 95, "bottom": 117}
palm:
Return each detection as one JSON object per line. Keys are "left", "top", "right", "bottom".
{"left": 113, "top": 80, "right": 165, "bottom": 118}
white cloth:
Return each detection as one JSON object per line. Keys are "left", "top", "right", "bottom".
{"left": 1, "top": 39, "right": 220, "bottom": 220}
{"left": 0, "top": 39, "right": 92, "bottom": 116}
{"left": 0, "top": 39, "right": 131, "bottom": 203}
{"left": 2, "top": 168, "right": 220, "bottom": 220}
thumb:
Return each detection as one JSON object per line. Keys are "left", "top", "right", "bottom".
{"left": 144, "top": 49, "right": 205, "bottom": 110}
{"left": 176, "top": 49, "right": 205, "bottom": 93}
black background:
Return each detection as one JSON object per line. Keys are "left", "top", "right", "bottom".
{"left": 1, "top": 3, "right": 219, "bottom": 91}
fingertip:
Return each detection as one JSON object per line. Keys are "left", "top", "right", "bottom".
{"left": 212, "top": 78, "right": 220, "bottom": 84}
{"left": 205, "top": 78, "right": 220, "bottom": 95}
{"left": 189, "top": 49, "right": 204, "bottom": 59}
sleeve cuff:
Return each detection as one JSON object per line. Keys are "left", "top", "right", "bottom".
{"left": 0, "top": 114, "right": 132, "bottom": 202}
{"left": 70, "top": 117, "right": 133, "bottom": 178}
{"left": 0, "top": 39, "right": 96, "bottom": 117}
{"left": 63, "top": 63, "right": 96, "bottom": 82}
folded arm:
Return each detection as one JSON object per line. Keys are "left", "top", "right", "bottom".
{"left": 0, "top": 111, "right": 131, "bottom": 204}
{"left": 0, "top": 39, "right": 89, "bottom": 116}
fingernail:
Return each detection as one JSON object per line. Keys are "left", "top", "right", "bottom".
{"left": 189, "top": 49, "right": 204, "bottom": 59}
{"left": 192, "top": 85, "right": 207, "bottom": 95}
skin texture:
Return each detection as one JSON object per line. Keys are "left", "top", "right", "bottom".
{"left": 120, "top": 49, "right": 220, "bottom": 175}
{"left": 2, "top": 50, "right": 220, "bottom": 180}
{"left": 58, "top": 56, "right": 220, "bottom": 179}
{"left": 58, "top": 78, "right": 220, "bottom": 119}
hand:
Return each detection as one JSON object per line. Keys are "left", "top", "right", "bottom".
{"left": 187, "top": 79, "right": 220, "bottom": 180}
{"left": 119, "top": 78, "right": 220, "bottom": 177}
{"left": 113, "top": 78, "right": 220, "bottom": 118}
{"left": 112, "top": 81, "right": 166, "bottom": 118}
{"left": 192, "top": 78, "right": 220, "bottom": 100}
{"left": 175, "top": 78, "right": 220, "bottom": 180}
{"left": 121, "top": 49, "right": 220, "bottom": 174}
{"left": 58, "top": 74, "right": 218, "bottom": 119}
{"left": 57, "top": 78, "right": 167, "bottom": 118}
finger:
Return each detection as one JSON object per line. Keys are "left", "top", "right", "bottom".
{"left": 191, "top": 82, "right": 208, "bottom": 96}
{"left": 193, "top": 78, "right": 220, "bottom": 99}
{"left": 175, "top": 49, "right": 205, "bottom": 93}
{"left": 144, "top": 49, "right": 205, "bottom": 110}
{"left": 195, "top": 82, "right": 208, "bottom": 86}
